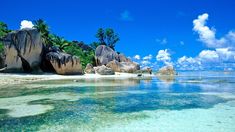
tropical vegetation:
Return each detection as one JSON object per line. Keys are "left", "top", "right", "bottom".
{"left": 0, "top": 19, "right": 120, "bottom": 68}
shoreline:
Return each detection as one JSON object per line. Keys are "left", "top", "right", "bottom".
{"left": 0, "top": 72, "right": 154, "bottom": 85}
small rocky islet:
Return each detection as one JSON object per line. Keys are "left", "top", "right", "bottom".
{"left": 0, "top": 28, "right": 175, "bottom": 75}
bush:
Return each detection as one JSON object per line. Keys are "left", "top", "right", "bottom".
{"left": 63, "top": 43, "right": 95, "bottom": 69}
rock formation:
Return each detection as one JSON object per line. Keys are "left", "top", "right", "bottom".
{"left": 106, "top": 60, "right": 140, "bottom": 73}
{"left": 84, "top": 63, "right": 95, "bottom": 74}
{"left": 157, "top": 65, "right": 176, "bottom": 75}
{"left": 95, "top": 45, "right": 140, "bottom": 73}
{"left": 95, "top": 45, "right": 119, "bottom": 65}
{"left": 94, "top": 65, "right": 115, "bottom": 75}
{"left": 45, "top": 52, "right": 83, "bottom": 75}
{"left": 1, "top": 29, "right": 43, "bottom": 72}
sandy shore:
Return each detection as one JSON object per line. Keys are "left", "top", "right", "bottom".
{"left": 0, "top": 72, "right": 154, "bottom": 85}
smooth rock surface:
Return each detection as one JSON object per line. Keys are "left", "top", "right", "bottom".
{"left": 46, "top": 52, "right": 83, "bottom": 75}
{"left": 107, "top": 60, "right": 140, "bottom": 73}
{"left": 94, "top": 65, "right": 115, "bottom": 75}
{"left": 95, "top": 45, "right": 119, "bottom": 66}
{"left": 84, "top": 63, "right": 95, "bottom": 74}
{"left": 1, "top": 29, "right": 43, "bottom": 72}
{"left": 157, "top": 65, "right": 176, "bottom": 75}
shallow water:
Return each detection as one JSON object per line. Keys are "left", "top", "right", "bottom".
{"left": 1, "top": 72, "right": 235, "bottom": 132}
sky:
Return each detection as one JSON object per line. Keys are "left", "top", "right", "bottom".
{"left": 1, "top": 0, "right": 235, "bottom": 70}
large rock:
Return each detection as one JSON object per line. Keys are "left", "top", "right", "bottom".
{"left": 106, "top": 60, "right": 140, "bottom": 73}
{"left": 118, "top": 53, "right": 131, "bottom": 62}
{"left": 157, "top": 65, "right": 176, "bottom": 75}
{"left": 84, "top": 63, "right": 95, "bottom": 74}
{"left": 46, "top": 52, "right": 83, "bottom": 75}
{"left": 94, "top": 65, "right": 115, "bottom": 75}
{"left": 0, "top": 29, "right": 43, "bottom": 72}
{"left": 95, "top": 45, "right": 119, "bottom": 66}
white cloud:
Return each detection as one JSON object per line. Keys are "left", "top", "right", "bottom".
{"left": 156, "top": 38, "right": 167, "bottom": 44}
{"left": 133, "top": 55, "right": 140, "bottom": 60}
{"left": 198, "top": 50, "right": 219, "bottom": 62}
{"left": 216, "top": 48, "right": 235, "bottom": 62}
{"left": 20, "top": 20, "right": 34, "bottom": 29}
{"left": 193, "top": 13, "right": 235, "bottom": 48}
{"left": 141, "top": 60, "right": 151, "bottom": 65}
{"left": 143, "top": 54, "right": 152, "bottom": 60}
{"left": 177, "top": 56, "right": 201, "bottom": 70}
{"left": 156, "top": 49, "right": 172, "bottom": 66}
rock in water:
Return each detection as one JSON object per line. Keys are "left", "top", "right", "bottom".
{"left": 106, "top": 60, "right": 140, "bottom": 73}
{"left": 94, "top": 65, "right": 115, "bottom": 75}
{"left": 84, "top": 63, "right": 95, "bottom": 74}
{"left": 1, "top": 29, "right": 43, "bottom": 72}
{"left": 46, "top": 52, "right": 83, "bottom": 75}
{"left": 157, "top": 65, "right": 176, "bottom": 75}
{"left": 95, "top": 45, "right": 119, "bottom": 66}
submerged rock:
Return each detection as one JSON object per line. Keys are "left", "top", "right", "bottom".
{"left": 106, "top": 60, "right": 140, "bottom": 73}
{"left": 94, "top": 65, "right": 115, "bottom": 75}
{"left": 95, "top": 45, "right": 119, "bottom": 66}
{"left": 1, "top": 29, "right": 43, "bottom": 72}
{"left": 157, "top": 65, "right": 176, "bottom": 75}
{"left": 84, "top": 63, "right": 95, "bottom": 74}
{"left": 46, "top": 52, "right": 83, "bottom": 75}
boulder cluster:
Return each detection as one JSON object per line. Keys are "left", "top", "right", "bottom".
{"left": 0, "top": 29, "right": 140, "bottom": 75}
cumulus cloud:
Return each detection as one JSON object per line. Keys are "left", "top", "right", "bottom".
{"left": 156, "top": 49, "right": 172, "bottom": 66}
{"left": 198, "top": 50, "right": 219, "bottom": 62}
{"left": 133, "top": 55, "right": 140, "bottom": 60}
{"left": 193, "top": 13, "right": 235, "bottom": 48}
{"left": 20, "top": 20, "right": 34, "bottom": 29}
{"left": 177, "top": 56, "right": 201, "bottom": 70}
{"left": 143, "top": 54, "right": 152, "bottom": 60}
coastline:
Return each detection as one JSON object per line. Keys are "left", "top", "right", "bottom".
{"left": 0, "top": 72, "right": 154, "bottom": 85}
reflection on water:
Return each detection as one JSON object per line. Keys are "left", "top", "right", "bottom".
{"left": 0, "top": 72, "right": 235, "bottom": 131}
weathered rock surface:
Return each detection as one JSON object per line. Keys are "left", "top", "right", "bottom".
{"left": 94, "top": 65, "right": 115, "bottom": 75}
{"left": 118, "top": 53, "right": 131, "bottom": 62}
{"left": 106, "top": 60, "right": 140, "bottom": 73}
{"left": 1, "top": 29, "right": 43, "bottom": 72}
{"left": 84, "top": 63, "right": 95, "bottom": 74}
{"left": 95, "top": 45, "right": 119, "bottom": 66}
{"left": 157, "top": 65, "right": 176, "bottom": 75}
{"left": 46, "top": 52, "right": 83, "bottom": 75}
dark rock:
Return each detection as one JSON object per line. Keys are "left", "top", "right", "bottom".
{"left": 1, "top": 28, "right": 43, "bottom": 72}
{"left": 45, "top": 52, "right": 83, "bottom": 75}
{"left": 94, "top": 65, "right": 115, "bottom": 75}
{"left": 84, "top": 63, "right": 95, "bottom": 74}
{"left": 95, "top": 45, "right": 119, "bottom": 66}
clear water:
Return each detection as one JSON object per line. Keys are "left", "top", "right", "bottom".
{"left": 0, "top": 71, "right": 235, "bottom": 132}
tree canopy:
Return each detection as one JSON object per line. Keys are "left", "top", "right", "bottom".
{"left": 95, "top": 28, "right": 120, "bottom": 50}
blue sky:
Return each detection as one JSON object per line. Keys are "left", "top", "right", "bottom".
{"left": 1, "top": 0, "right": 235, "bottom": 70}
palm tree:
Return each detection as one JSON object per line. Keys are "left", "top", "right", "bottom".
{"left": 33, "top": 19, "right": 51, "bottom": 45}
{"left": 50, "top": 34, "right": 70, "bottom": 51}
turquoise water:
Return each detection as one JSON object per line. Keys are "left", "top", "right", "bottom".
{"left": 1, "top": 72, "right": 235, "bottom": 131}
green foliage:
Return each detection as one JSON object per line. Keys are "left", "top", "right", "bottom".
{"left": 95, "top": 28, "right": 120, "bottom": 50}
{"left": 0, "top": 22, "right": 10, "bottom": 38}
{"left": 64, "top": 42, "right": 95, "bottom": 69}
{"left": 90, "top": 42, "right": 100, "bottom": 50}
{"left": 0, "top": 42, "right": 4, "bottom": 53}
{"left": 33, "top": 19, "right": 51, "bottom": 45}
{"left": 50, "top": 34, "right": 70, "bottom": 51}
